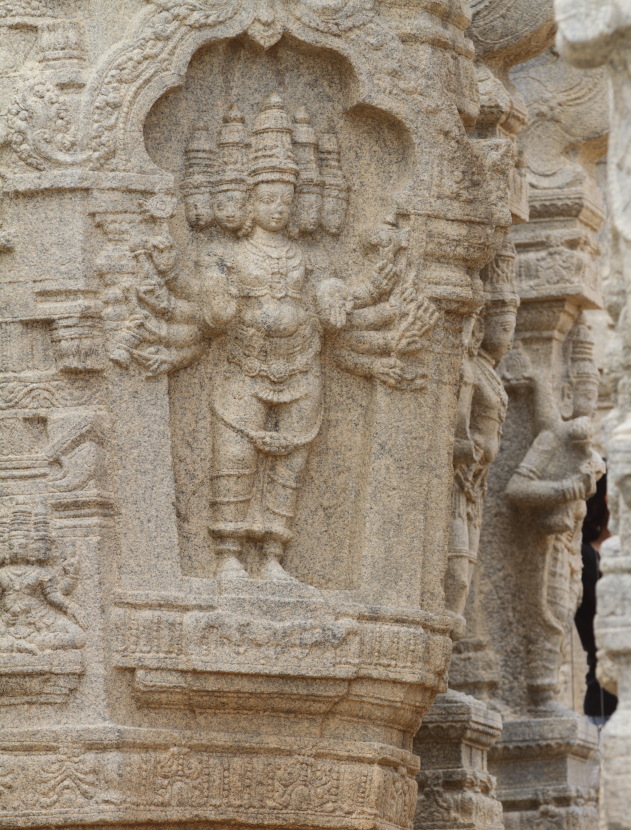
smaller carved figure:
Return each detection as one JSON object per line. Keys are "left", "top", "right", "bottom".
{"left": 445, "top": 249, "right": 519, "bottom": 639}
{"left": 505, "top": 316, "right": 604, "bottom": 713}
{"left": 0, "top": 507, "right": 85, "bottom": 654}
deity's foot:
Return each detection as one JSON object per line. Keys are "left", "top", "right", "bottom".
{"left": 215, "top": 551, "right": 250, "bottom": 580}
{"left": 259, "top": 542, "right": 299, "bottom": 583}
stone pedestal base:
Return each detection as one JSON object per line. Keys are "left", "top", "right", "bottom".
{"left": 0, "top": 725, "right": 419, "bottom": 830}
{"left": 413, "top": 690, "right": 504, "bottom": 830}
{"left": 489, "top": 715, "right": 599, "bottom": 829}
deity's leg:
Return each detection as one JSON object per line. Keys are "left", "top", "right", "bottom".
{"left": 261, "top": 446, "right": 310, "bottom": 581}
{"left": 444, "top": 488, "right": 471, "bottom": 638}
{"left": 525, "top": 535, "right": 567, "bottom": 714}
{"left": 210, "top": 383, "right": 267, "bottom": 578}
{"left": 260, "top": 380, "right": 321, "bottom": 581}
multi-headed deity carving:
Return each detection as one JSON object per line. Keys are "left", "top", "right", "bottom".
{"left": 505, "top": 317, "right": 604, "bottom": 712}
{"left": 444, "top": 242, "right": 519, "bottom": 639}
{"left": 0, "top": 506, "right": 85, "bottom": 655}
{"left": 108, "top": 92, "right": 439, "bottom": 582}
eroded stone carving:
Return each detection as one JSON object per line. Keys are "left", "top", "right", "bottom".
{"left": 445, "top": 245, "right": 518, "bottom": 640}
{"left": 0, "top": 2, "right": 512, "bottom": 828}
{"left": 448, "top": 40, "right": 607, "bottom": 830}
{"left": 505, "top": 318, "right": 604, "bottom": 713}
{"left": 115, "top": 93, "right": 441, "bottom": 582}
{"left": 556, "top": 4, "right": 631, "bottom": 827}
{"left": 0, "top": 504, "right": 85, "bottom": 704}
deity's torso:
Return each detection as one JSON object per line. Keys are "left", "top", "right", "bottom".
{"left": 470, "top": 351, "right": 508, "bottom": 466}
{"left": 0, "top": 565, "right": 52, "bottom": 626}
{"left": 232, "top": 236, "right": 310, "bottom": 338}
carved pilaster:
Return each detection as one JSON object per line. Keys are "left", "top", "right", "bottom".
{"left": 0, "top": 2, "right": 510, "bottom": 829}
{"left": 556, "top": 3, "right": 631, "bottom": 827}
{"left": 415, "top": 4, "right": 556, "bottom": 827}
{"left": 452, "top": 44, "right": 608, "bottom": 830}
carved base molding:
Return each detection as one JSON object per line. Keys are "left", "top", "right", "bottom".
{"left": 111, "top": 586, "right": 451, "bottom": 721}
{"left": 0, "top": 650, "right": 83, "bottom": 705}
{"left": 490, "top": 715, "right": 599, "bottom": 830}
{"left": 0, "top": 726, "right": 418, "bottom": 830}
{"left": 413, "top": 690, "right": 504, "bottom": 830}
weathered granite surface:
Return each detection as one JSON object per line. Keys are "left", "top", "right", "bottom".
{"left": 452, "top": 41, "right": 608, "bottom": 830}
{"left": 556, "top": 2, "right": 631, "bottom": 828}
{"left": 0, "top": 2, "right": 511, "bottom": 829}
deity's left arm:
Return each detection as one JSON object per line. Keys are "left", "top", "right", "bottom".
{"left": 41, "top": 571, "right": 77, "bottom": 614}
{"left": 506, "top": 432, "right": 587, "bottom": 509}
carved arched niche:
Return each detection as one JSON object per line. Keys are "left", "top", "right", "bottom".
{"left": 142, "top": 35, "right": 416, "bottom": 588}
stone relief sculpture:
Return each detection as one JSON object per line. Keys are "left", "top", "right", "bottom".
{"left": 556, "top": 4, "right": 631, "bottom": 826}
{"left": 445, "top": 247, "right": 518, "bottom": 639}
{"left": 505, "top": 318, "right": 604, "bottom": 712}
{"left": 0, "top": 1, "right": 515, "bottom": 828}
{"left": 113, "top": 93, "right": 438, "bottom": 582}
{"left": 0, "top": 506, "right": 85, "bottom": 656}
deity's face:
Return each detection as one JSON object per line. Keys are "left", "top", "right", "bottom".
{"left": 151, "top": 241, "right": 177, "bottom": 275}
{"left": 8, "top": 536, "right": 29, "bottom": 563}
{"left": 296, "top": 192, "right": 321, "bottom": 233}
{"left": 322, "top": 194, "right": 347, "bottom": 235}
{"left": 252, "top": 182, "right": 294, "bottom": 233}
{"left": 572, "top": 377, "right": 599, "bottom": 418}
{"left": 185, "top": 193, "right": 213, "bottom": 229}
{"left": 482, "top": 307, "right": 516, "bottom": 361}
{"left": 214, "top": 190, "right": 248, "bottom": 232}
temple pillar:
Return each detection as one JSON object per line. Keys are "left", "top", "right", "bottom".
{"left": 451, "top": 44, "right": 609, "bottom": 829}
{"left": 556, "top": 3, "right": 631, "bottom": 827}
{"left": 414, "top": 2, "right": 554, "bottom": 828}
{"left": 0, "top": 2, "right": 509, "bottom": 828}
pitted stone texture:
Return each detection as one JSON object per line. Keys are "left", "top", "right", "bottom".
{"left": 0, "top": 2, "right": 511, "bottom": 829}
{"left": 556, "top": 3, "right": 631, "bottom": 827}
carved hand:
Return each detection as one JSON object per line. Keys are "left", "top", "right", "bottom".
{"left": 65, "top": 602, "right": 88, "bottom": 630}
{"left": 371, "top": 356, "right": 403, "bottom": 387}
{"left": 316, "top": 278, "right": 353, "bottom": 330}
{"left": 136, "top": 282, "right": 174, "bottom": 318}
{"left": 139, "top": 346, "right": 175, "bottom": 376}
{"left": 453, "top": 437, "right": 478, "bottom": 468}
{"left": 251, "top": 432, "right": 297, "bottom": 456}
{"left": 371, "top": 260, "right": 399, "bottom": 298}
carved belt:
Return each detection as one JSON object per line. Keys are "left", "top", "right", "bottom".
{"left": 226, "top": 319, "right": 321, "bottom": 384}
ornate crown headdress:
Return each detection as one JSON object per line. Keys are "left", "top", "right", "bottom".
{"left": 182, "top": 123, "right": 214, "bottom": 197}
{"left": 569, "top": 314, "right": 600, "bottom": 384}
{"left": 249, "top": 92, "right": 299, "bottom": 186}
{"left": 7, "top": 505, "right": 51, "bottom": 561}
{"left": 183, "top": 93, "right": 349, "bottom": 235}
{"left": 213, "top": 104, "right": 248, "bottom": 194}
{"left": 482, "top": 239, "right": 520, "bottom": 310}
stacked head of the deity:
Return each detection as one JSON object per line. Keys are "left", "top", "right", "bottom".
{"left": 212, "top": 104, "right": 250, "bottom": 234}
{"left": 3, "top": 506, "right": 51, "bottom": 565}
{"left": 182, "top": 123, "right": 214, "bottom": 229}
{"left": 249, "top": 92, "right": 299, "bottom": 187}
{"left": 481, "top": 239, "right": 520, "bottom": 364}
{"left": 291, "top": 106, "right": 322, "bottom": 234}
{"left": 319, "top": 130, "right": 349, "bottom": 235}
{"left": 185, "top": 93, "right": 350, "bottom": 238}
